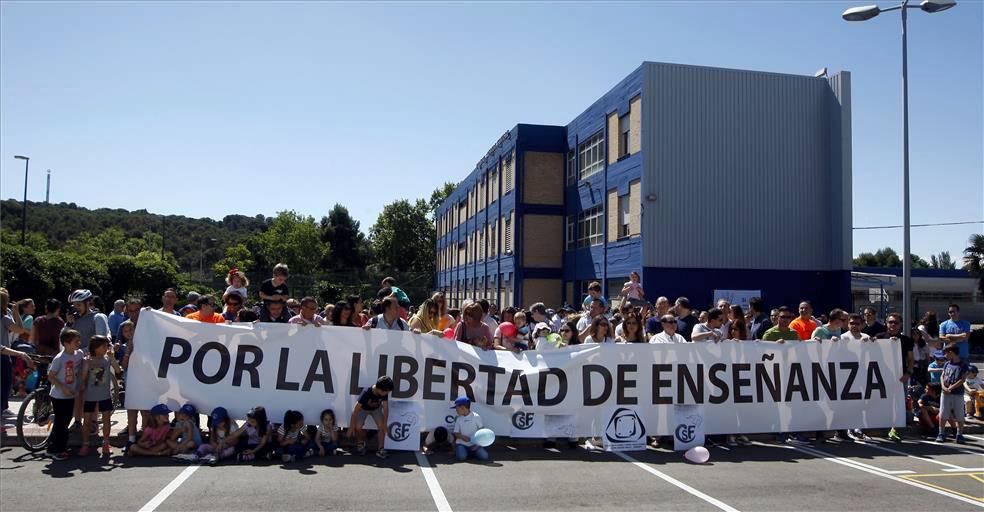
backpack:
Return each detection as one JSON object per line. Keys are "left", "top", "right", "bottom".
{"left": 370, "top": 315, "right": 406, "bottom": 331}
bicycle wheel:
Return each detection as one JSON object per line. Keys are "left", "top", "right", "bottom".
{"left": 17, "top": 388, "right": 54, "bottom": 451}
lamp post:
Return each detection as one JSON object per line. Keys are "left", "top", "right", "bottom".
{"left": 13, "top": 155, "right": 29, "bottom": 245}
{"left": 842, "top": 0, "right": 956, "bottom": 335}
{"left": 200, "top": 237, "right": 217, "bottom": 280}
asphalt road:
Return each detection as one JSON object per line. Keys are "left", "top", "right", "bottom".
{"left": 2, "top": 426, "right": 983, "bottom": 512}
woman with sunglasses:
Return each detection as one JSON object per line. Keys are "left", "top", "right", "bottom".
{"left": 409, "top": 299, "right": 444, "bottom": 336}
{"left": 430, "top": 292, "right": 456, "bottom": 332}
{"left": 615, "top": 311, "right": 646, "bottom": 343}
{"left": 559, "top": 320, "right": 580, "bottom": 346}
{"left": 330, "top": 301, "right": 356, "bottom": 327}
{"left": 584, "top": 317, "right": 614, "bottom": 344}
{"left": 221, "top": 292, "right": 244, "bottom": 322}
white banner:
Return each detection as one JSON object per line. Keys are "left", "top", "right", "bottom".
{"left": 384, "top": 400, "right": 423, "bottom": 451}
{"left": 129, "top": 311, "right": 905, "bottom": 437}
{"left": 673, "top": 405, "right": 705, "bottom": 451}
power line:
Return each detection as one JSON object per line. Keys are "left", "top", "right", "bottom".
{"left": 853, "top": 220, "right": 984, "bottom": 231}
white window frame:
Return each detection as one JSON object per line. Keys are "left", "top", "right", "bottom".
{"left": 566, "top": 216, "right": 576, "bottom": 251}
{"left": 618, "top": 114, "right": 630, "bottom": 159}
{"left": 576, "top": 206, "right": 603, "bottom": 248}
{"left": 577, "top": 132, "right": 605, "bottom": 181}
{"left": 618, "top": 194, "right": 630, "bottom": 238}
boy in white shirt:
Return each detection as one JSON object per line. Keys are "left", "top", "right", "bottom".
{"left": 963, "top": 365, "right": 982, "bottom": 420}
{"left": 452, "top": 397, "right": 489, "bottom": 462}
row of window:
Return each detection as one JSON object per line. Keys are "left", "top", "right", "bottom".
{"left": 437, "top": 212, "right": 514, "bottom": 271}
{"left": 564, "top": 179, "right": 640, "bottom": 249}
{"left": 566, "top": 206, "right": 604, "bottom": 250}
{"left": 565, "top": 96, "right": 641, "bottom": 186}
{"left": 438, "top": 275, "right": 514, "bottom": 308}
{"left": 436, "top": 152, "right": 515, "bottom": 238}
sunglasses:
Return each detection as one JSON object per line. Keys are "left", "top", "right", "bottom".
{"left": 848, "top": 321, "right": 861, "bottom": 326}
{"left": 780, "top": 315, "right": 794, "bottom": 320}
{"left": 660, "top": 319, "right": 675, "bottom": 324}
{"left": 887, "top": 320, "right": 899, "bottom": 324}
{"left": 560, "top": 328, "right": 572, "bottom": 333}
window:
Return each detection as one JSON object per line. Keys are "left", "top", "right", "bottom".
{"left": 458, "top": 201, "right": 467, "bottom": 225}
{"left": 566, "top": 216, "right": 576, "bottom": 251}
{"left": 567, "top": 151, "right": 577, "bottom": 185}
{"left": 503, "top": 154, "right": 514, "bottom": 193}
{"left": 577, "top": 132, "right": 605, "bottom": 180}
{"left": 618, "top": 194, "right": 630, "bottom": 238}
{"left": 504, "top": 216, "right": 513, "bottom": 254}
{"left": 490, "top": 169, "right": 499, "bottom": 202}
{"left": 576, "top": 206, "right": 603, "bottom": 248}
{"left": 618, "top": 114, "right": 630, "bottom": 159}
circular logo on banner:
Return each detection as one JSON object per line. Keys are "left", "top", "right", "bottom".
{"left": 512, "top": 411, "right": 535, "bottom": 430}
{"left": 605, "top": 408, "right": 646, "bottom": 443}
{"left": 675, "top": 423, "right": 696, "bottom": 443}
{"left": 387, "top": 412, "right": 419, "bottom": 442}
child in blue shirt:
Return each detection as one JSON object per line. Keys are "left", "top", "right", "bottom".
{"left": 927, "top": 350, "right": 945, "bottom": 384}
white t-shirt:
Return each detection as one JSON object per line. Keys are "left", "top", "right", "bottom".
{"left": 622, "top": 281, "right": 643, "bottom": 300}
{"left": 584, "top": 336, "right": 614, "bottom": 344}
{"left": 691, "top": 323, "right": 723, "bottom": 341}
{"left": 483, "top": 314, "right": 499, "bottom": 334}
{"left": 576, "top": 314, "right": 592, "bottom": 332}
{"left": 453, "top": 411, "right": 483, "bottom": 447}
{"left": 650, "top": 332, "right": 688, "bottom": 344}
{"left": 840, "top": 331, "right": 871, "bottom": 343}
{"left": 964, "top": 376, "right": 982, "bottom": 402}
{"left": 225, "top": 286, "right": 248, "bottom": 299}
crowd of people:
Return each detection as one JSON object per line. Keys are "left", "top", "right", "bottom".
{"left": 1, "top": 265, "right": 981, "bottom": 462}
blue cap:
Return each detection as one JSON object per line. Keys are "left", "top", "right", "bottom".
{"left": 150, "top": 403, "right": 171, "bottom": 416}
{"left": 452, "top": 396, "right": 471, "bottom": 409}
{"left": 969, "top": 365, "right": 979, "bottom": 374}
{"left": 210, "top": 406, "right": 229, "bottom": 424}
{"left": 933, "top": 350, "right": 945, "bottom": 359}
{"left": 179, "top": 403, "right": 197, "bottom": 418}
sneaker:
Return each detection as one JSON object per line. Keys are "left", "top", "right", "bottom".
{"left": 1, "top": 409, "right": 15, "bottom": 418}
{"left": 79, "top": 446, "right": 90, "bottom": 456}
{"left": 888, "top": 428, "right": 902, "bottom": 442}
{"left": 356, "top": 443, "right": 366, "bottom": 456}
{"left": 850, "top": 429, "right": 869, "bottom": 441}
{"left": 204, "top": 454, "right": 218, "bottom": 465}
{"left": 787, "top": 434, "right": 809, "bottom": 444}
{"left": 376, "top": 449, "right": 388, "bottom": 459}
{"left": 955, "top": 434, "right": 966, "bottom": 444}
{"left": 123, "top": 440, "right": 135, "bottom": 454}
{"left": 727, "top": 435, "right": 738, "bottom": 447}
{"left": 52, "top": 452, "right": 69, "bottom": 461}
{"left": 935, "top": 434, "right": 946, "bottom": 443}
{"left": 101, "top": 443, "right": 112, "bottom": 456}
{"left": 173, "top": 453, "right": 198, "bottom": 462}
{"left": 281, "top": 454, "right": 295, "bottom": 463}
{"left": 304, "top": 449, "right": 314, "bottom": 458}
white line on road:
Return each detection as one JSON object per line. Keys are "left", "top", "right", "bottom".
{"left": 415, "top": 451, "right": 452, "bottom": 512}
{"left": 777, "top": 443, "right": 984, "bottom": 508}
{"left": 749, "top": 442, "right": 913, "bottom": 475}
{"left": 963, "top": 434, "right": 984, "bottom": 443}
{"left": 138, "top": 465, "right": 200, "bottom": 512}
{"left": 905, "top": 438, "right": 984, "bottom": 456}
{"left": 855, "top": 440, "right": 969, "bottom": 470}
{"left": 615, "top": 452, "right": 740, "bottom": 512}
{"left": 942, "top": 467, "right": 984, "bottom": 472}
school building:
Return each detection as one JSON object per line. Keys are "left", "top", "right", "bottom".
{"left": 434, "top": 61, "right": 853, "bottom": 313}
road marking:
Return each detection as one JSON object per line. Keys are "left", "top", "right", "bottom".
{"left": 615, "top": 452, "right": 740, "bottom": 512}
{"left": 138, "top": 465, "right": 200, "bottom": 512}
{"left": 748, "top": 442, "right": 912, "bottom": 475}
{"left": 963, "top": 434, "right": 984, "bottom": 442}
{"left": 944, "top": 467, "right": 984, "bottom": 472}
{"left": 854, "top": 440, "right": 968, "bottom": 470}
{"left": 906, "top": 471, "right": 984, "bottom": 477}
{"left": 900, "top": 475, "right": 984, "bottom": 503}
{"left": 415, "top": 452, "right": 452, "bottom": 512}
{"left": 904, "top": 438, "right": 984, "bottom": 456}
{"left": 775, "top": 443, "right": 984, "bottom": 508}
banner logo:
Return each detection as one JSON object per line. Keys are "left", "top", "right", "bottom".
{"left": 605, "top": 408, "right": 645, "bottom": 443}
{"left": 387, "top": 412, "right": 418, "bottom": 442}
{"left": 512, "top": 411, "right": 535, "bottom": 431}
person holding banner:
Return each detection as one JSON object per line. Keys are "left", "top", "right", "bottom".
{"left": 789, "top": 301, "right": 818, "bottom": 341}
{"left": 349, "top": 376, "right": 393, "bottom": 458}
{"left": 762, "top": 307, "right": 800, "bottom": 343}
{"left": 453, "top": 303, "right": 494, "bottom": 349}
{"left": 649, "top": 315, "right": 687, "bottom": 344}
{"left": 289, "top": 297, "right": 327, "bottom": 327}
{"left": 365, "top": 297, "right": 409, "bottom": 331}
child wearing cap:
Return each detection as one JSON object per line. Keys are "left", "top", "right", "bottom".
{"left": 928, "top": 350, "right": 946, "bottom": 385}
{"left": 169, "top": 404, "right": 203, "bottom": 460}
{"left": 349, "top": 376, "right": 393, "bottom": 459}
{"left": 196, "top": 407, "right": 236, "bottom": 464}
{"left": 452, "top": 397, "right": 489, "bottom": 462}
{"left": 937, "top": 344, "right": 971, "bottom": 444}
{"left": 964, "top": 366, "right": 983, "bottom": 420}
{"left": 127, "top": 404, "right": 172, "bottom": 456}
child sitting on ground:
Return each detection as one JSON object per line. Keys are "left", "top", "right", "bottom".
{"left": 451, "top": 397, "right": 489, "bottom": 462}
{"left": 196, "top": 407, "right": 236, "bottom": 464}
{"left": 127, "top": 404, "right": 172, "bottom": 456}
{"left": 170, "top": 404, "right": 203, "bottom": 460}
{"left": 235, "top": 406, "right": 273, "bottom": 462}
{"left": 422, "top": 426, "right": 454, "bottom": 456}
{"left": 917, "top": 383, "right": 941, "bottom": 436}
{"left": 964, "top": 365, "right": 983, "bottom": 420}
{"left": 313, "top": 409, "right": 339, "bottom": 457}
{"left": 275, "top": 409, "right": 310, "bottom": 462}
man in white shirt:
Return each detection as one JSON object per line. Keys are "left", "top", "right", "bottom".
{"left": 650, "top": 315, "right": 688, "bottom": 343}
{"left": 691, "top": 308, "right": 725, "bottom": 342}
{"left": 479, "top": 299, "right": 498, "bottom": 334}
{"left": 839, "top": 313, "right": 873, "bottom": 343}
{"left": 577, "top": 299, "right": 606, "bottom": 342}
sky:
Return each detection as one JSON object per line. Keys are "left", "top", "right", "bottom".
{"left": 1, "top": 1, "right": 982, "bottom": 263}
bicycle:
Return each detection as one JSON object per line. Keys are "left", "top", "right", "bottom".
{"left": 16, "top": 354, "right": 54, "bottom": 451}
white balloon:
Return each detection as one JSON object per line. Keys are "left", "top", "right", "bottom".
{"left": 472, "top": 428, "right": 496, "bottom": 447}
{"left": 684, "top": 446, "right": 710, "bottom": 464}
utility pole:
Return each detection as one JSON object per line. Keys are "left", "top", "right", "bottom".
{"left": 45, "top": 170, "right": 51, "bottom": 203}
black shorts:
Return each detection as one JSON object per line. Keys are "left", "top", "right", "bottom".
{"left": 84, "top": 399, "right": 113, "bottom": 413}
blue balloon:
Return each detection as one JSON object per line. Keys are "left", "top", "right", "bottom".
{"left": 472, "top": 428, "right": 495, "bottom": 447}
{"left": 25, "top": 370, "right": 39, "bottom": 393}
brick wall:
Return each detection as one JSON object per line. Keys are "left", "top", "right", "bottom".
{"left": 522, "top": 214, "right": 562, "bottom": 267}
{"left": 522, "top": 151, "right": 564, "bottom": 205}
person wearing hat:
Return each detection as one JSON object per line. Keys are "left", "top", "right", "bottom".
{"left": 196, "top": 407, "right": 236, "bottom": 464}
{"left": 128, "top": 404, "right": 173, "bottom": 456}
{"left": 169, "top": 404, "right": 203, "bottom": 459}
{"left": 451, "top": 397, "right": 489, "bottom": 462}
{"left": 928, "top": 349, "right": 946, "bottom": 385}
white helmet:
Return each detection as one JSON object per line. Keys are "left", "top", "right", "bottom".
{"left": 68, "top": 289, "right": 93, "bottom": 303}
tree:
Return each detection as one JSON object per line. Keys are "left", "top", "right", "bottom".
{"left": 853, "top": 247, "right": 928, "bottom": 268}
{"left": 428, "top": 182, "right": 457, "bottom": 219}
{"left": 253, "top": 211, "right": 327, "bottom": 276}
{"left": 213, "top": 243, "right": 255, "bottom": 280}
{"left": 963, "top": 233, "right": 984, "bottom": 295}
{"left": 319, "top": 204, "right": 366, "bottom": 270}
{"left": 368, "top": 199, "right": 435, "bottom": 273}
{"left": 929, "top": 251, "right": 956, "bottom": 270}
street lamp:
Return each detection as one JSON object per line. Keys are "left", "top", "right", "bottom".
{"left": 13, "top": 155, "right": 29, "bottom": 245}
{"left": 842, "top": 0, "right": 956, "bottom": 335}
{"left": 200, "top": 237, "right": 218, "bottom": 280}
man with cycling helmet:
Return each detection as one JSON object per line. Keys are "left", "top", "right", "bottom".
{"left": 66, "top": 290, "right": 110, "bottom": 344}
